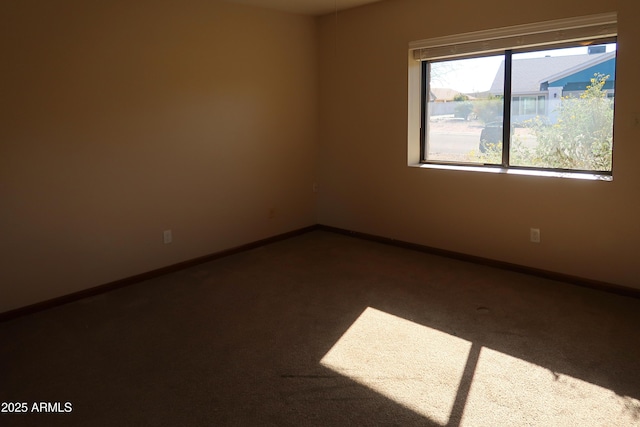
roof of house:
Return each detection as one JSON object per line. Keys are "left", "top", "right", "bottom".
{"left": 430, "top": 87, "right": 462, "bottom": 101}
{"left": 489, "top": 52, "right": 615, "bottom": 94}
{"left": 429, "top": 87, "right": 479, "bottom": 101}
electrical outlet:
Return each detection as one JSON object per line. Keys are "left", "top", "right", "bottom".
{"left": 530, "top": 228, "right": 540, "bottom": 243}
{"left": 163, "top": 229, "right": 172, "bottom": 244}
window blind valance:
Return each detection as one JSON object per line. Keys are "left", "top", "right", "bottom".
{"left": 410, "top": 12, "right": 617, "bottom": 62}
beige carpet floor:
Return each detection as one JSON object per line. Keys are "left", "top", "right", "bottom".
{"left": 1, "top": 230, "right": 639, "bottom": 426}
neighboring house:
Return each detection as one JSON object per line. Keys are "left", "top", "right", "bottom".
{"left": 489, "top": 48, "right": 616, "bottom": 123}
{"left": 429, "top": 87, "right": 463, "bottom": 102}
{"left": 429, "top": 88, "right": 477, "bottom": 117}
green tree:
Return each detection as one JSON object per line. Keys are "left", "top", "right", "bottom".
{"left": 526, "top": 74, "right": 614, "bottom": 171}
{"left": 468, "top": 74, "right": 614, "bottom": 170}
{"left": 453, "top": 93, "right": 473, "bottom": 120}
{"left": 473, "top": 95, "right": 503, "bottom": 124}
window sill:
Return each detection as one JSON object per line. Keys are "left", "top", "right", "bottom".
{"left": 410, "top": 163, "right": 613, "bottom": 181}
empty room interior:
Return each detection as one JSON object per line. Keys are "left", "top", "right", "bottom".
{"left": 2, "top": 0, "right": 640, "bottom": 425}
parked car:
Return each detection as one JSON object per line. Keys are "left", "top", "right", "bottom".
{"left": 479, "top": 122, "right": 503, "bottom": 153}
{"left": 479, "top": 120, "right": 524, "bottom": 152}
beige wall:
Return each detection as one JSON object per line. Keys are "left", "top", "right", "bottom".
{"left": 317, "top": 0, "right": 640, "bottom": 288}
{"left": 2, "top": 0, "right": 638, "bottom": 314}
{"left": 0, "top": 0, "right": 318, "bottom": 312}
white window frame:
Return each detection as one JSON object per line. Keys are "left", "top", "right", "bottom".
{"left": 407, "top": 12, "right": 617, "bottom": 180}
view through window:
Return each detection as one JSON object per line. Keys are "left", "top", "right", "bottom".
{"left": 423, "top": 43, "right": 616, "bottom": 173}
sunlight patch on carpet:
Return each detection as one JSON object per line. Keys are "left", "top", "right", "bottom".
{"left": 320, "top": 307, "right": 471, "bottom": 425}
{"left": 461, "top": 347, "right": 640, "bottom": 426}
{"left": 320, "top": 307, "right": 640, "bottom": 426}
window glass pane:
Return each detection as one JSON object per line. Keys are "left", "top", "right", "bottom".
{"left": 537, "top": 96, "right": 546, "bottom": 115}
{"left": 509, "top": 43, "right": 616, "bottom": 171}
{"left": 521, "top": 97, "right": 537, "bottom": 116}
{"left": 425, "top": 55, "right": 504, "bottom": 164}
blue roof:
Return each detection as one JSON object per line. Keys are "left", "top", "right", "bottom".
{"left": 490, "top": 51, "right": 616, "bottom": 94}
{"left": 547, "top": 57, "right": 615, "bottom": 88}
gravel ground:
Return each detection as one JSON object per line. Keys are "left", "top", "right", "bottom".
{"left": 429, "top": 118, "right": 483, "bottom": 134}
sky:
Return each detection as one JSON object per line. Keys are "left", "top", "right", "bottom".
{"left": 430, "top": 43, "right": 616, "bottom": 94}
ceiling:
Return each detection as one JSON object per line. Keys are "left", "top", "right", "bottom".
{"left": 224, "top": 0, "right": 383, "bottom": 16}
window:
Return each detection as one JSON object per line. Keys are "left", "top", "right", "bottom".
{"left": 411, "top": 13, "right": 617, "bottom": 176}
